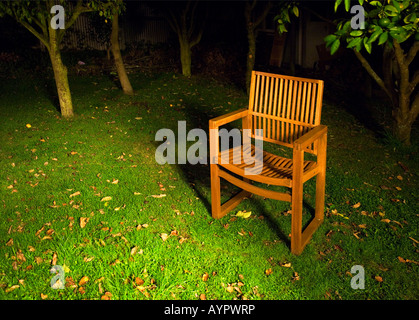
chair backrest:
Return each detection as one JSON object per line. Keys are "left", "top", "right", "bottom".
{"left": 248, "top": 71, "right": 324, "bottom": 153}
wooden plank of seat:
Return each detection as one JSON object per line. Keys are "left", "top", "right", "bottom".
{"left": 218, "top": 144, "right": 317, "bottom": 187}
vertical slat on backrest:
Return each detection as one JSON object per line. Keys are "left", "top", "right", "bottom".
{"left": 272, "top": 77, "right": 279, "bottom": 141}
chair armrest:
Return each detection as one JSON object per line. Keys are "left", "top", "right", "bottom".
{"left": 209, "top": 108, "right": 249, "bottom": 128}
{"left": 294, "top": 125, "right": 327, "bottom": 150}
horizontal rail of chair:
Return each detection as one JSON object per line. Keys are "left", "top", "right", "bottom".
{"left": 218, "top": 169, "right": 292, "bottom": 202}
{"left": 252, "top": 71, "right": 324, "bottom": 84}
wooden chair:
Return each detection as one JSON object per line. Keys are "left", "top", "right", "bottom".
{"left": 209, "top": 71, "right": 327, "bottom": 255}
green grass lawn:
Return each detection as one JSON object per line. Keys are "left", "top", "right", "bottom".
{"left": 0, "top": 72, "right": 418, "bottom": 300}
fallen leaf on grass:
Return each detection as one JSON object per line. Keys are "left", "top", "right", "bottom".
{"left": 202, "top": 273, "right": 209, "bottom": 282}
{"left": 179, "top": 236, "right": 187, "bottom": 244}
{"left": 160, "top": 233, "right": 169, "bottom": 241}
{"left": 79, "top": 276, "right": 89, "bottom": 286}
{"left": 69, "top": 191, "right": 80, "bottom": 198}
{"left": 101, "top": 196, "right": 112, "bottom": 202}
{"left": 236, "top": 210, "right": 252, "bottom": 219}
{"left": 409, "top": 237, "right": 418, "bottom": 244}
{"left": 51, "top": 252, "right": 58, "bottom": 266}
{"left": 352, "top": 202, "right": 361, "bottom": 209}
{"left": 5, "top": 285, "right": 19, "bottom": 293}
{"left": 200, "top": 293, "right": 206, "bottom": 300}
{"left": 151, "top": 194, "right": 166, "bottom": 198}
{"left": 280, "top": 262, "right": 292, "bottom": 268}
{"left": 101, "top": 292, "right": 112, "bottom": 300}
{"left": 80, "top": 217, "right": 89, "bottom": 228}
{"left": 375, "top": 275, "right": 383, "bottom": 282}
{"left": 265, "top": 268, "right": 273, "bottom": 276}
{"left": 130, "top": 246, "right": 143, "bottom": 256}
{"left": 397, "top": 256, "right": 419, "bottom": 265}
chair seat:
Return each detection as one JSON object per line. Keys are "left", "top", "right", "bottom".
{"left": 218, "top": 144, "right": 317, "bottom": 188}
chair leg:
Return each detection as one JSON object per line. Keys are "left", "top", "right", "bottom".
{"left": 291, "top": 183, "right": 303, "bottom": 255}
{"left": 210, "top": 164, "right": 222, "bottom": 219}
{"left": 315, "top": 170, "right": 326, "bottom": 222}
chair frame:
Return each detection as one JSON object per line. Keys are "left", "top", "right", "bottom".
{"left": 209, "top": 71, "right": 327, "bottom": 255}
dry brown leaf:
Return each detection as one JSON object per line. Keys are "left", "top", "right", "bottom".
{"left": 375, "top": 275, "right": 383, "bottom": 282}
{"left": 40, "top": 293, "right": 48, "bottom": 299}
{"left": 16, "top": 250, "right": 26, "bottom": 262}
{"left": 280, "top": 262, "right": 292, "bottom": 268}
{"left": 292, "top": 272, "right": 300, "bottom": 281}
{"left": 398, "top": 256, "right": 406, "bottom": 263}
{"left": 130, "top": 246, "right": 139, "bottom": 255}
{"left": 160, "top": 233, "right": 169, "bottom": 241}
{"left": 226, "top": 285, "right": 234, "bottom": 293}
{"left": 352, "top": 202, "right": 361, "bottom": 209}
{"left": 151, "top": 194, "right": 166, "bottom": 198}
{"left": 396, "top": 175, "right": 403, "bottom": 181}
{"left": 80, "top": 217, "right": 89, "bottom": 228}
{"left": 409, "top": 237, "right": 419, "bottom": 244}
{"left": 199, "top": 293, "right": 206, "bottom": 300}
{"left": 381, "top": 218, "right": 391, "bottom": 223}
{"left": 101, "top": 292, "right": 112, "bottom": 300}
{"left": 51, "top": 252, "right": 58, "bottom": 266}
{"left": 5, "top": 285, "right": 19, "bottom": 293}
{"left": 391, "top": 220, "right": 403, "bottom": 228}
{"left": 6, "top": 238, "right": 13, "bottom": 246}
{"left": 79, "top": 276, "right": 89, "bottom": 286}
{"left": 69, "top": 191, "right": 80, "bottom": 198}
{"left": 35, "top": 226, "right": 45, "bottom": 237}
{"left": 135, "top": 277, "right": 145, "bottom": 286}
{"left": 265, "top": 268, "right": 273, "bottom": 276}
{"left": 202, "top": 272, "right": 209, "bottom": 282}
{"left": 101, "top": 196, "right": 112, "bottom": 202}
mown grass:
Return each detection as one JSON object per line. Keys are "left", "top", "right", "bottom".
{"left": 0, "top": 72, "right": 418, "bottom": 300}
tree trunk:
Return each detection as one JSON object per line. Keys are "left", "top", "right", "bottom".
{"left": 244, "top": 1, "right": 272, "bottom": 94}
{"left": 392, "top": 92, "right": 418, "bottom": 146}
{"left": 246, "top": 26, "right": 256, "bottom": 93}
{"left": 179, "top": 36, "right": 192, "bottom": 77}
{"left": 48, "top": 27, "right": 74, "bottom": 118}
{"left": 354, "top": 46, "right": 419, "bottom": 146}
{"left": 111, "top": 13, "right": 133, "bottom": 95}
